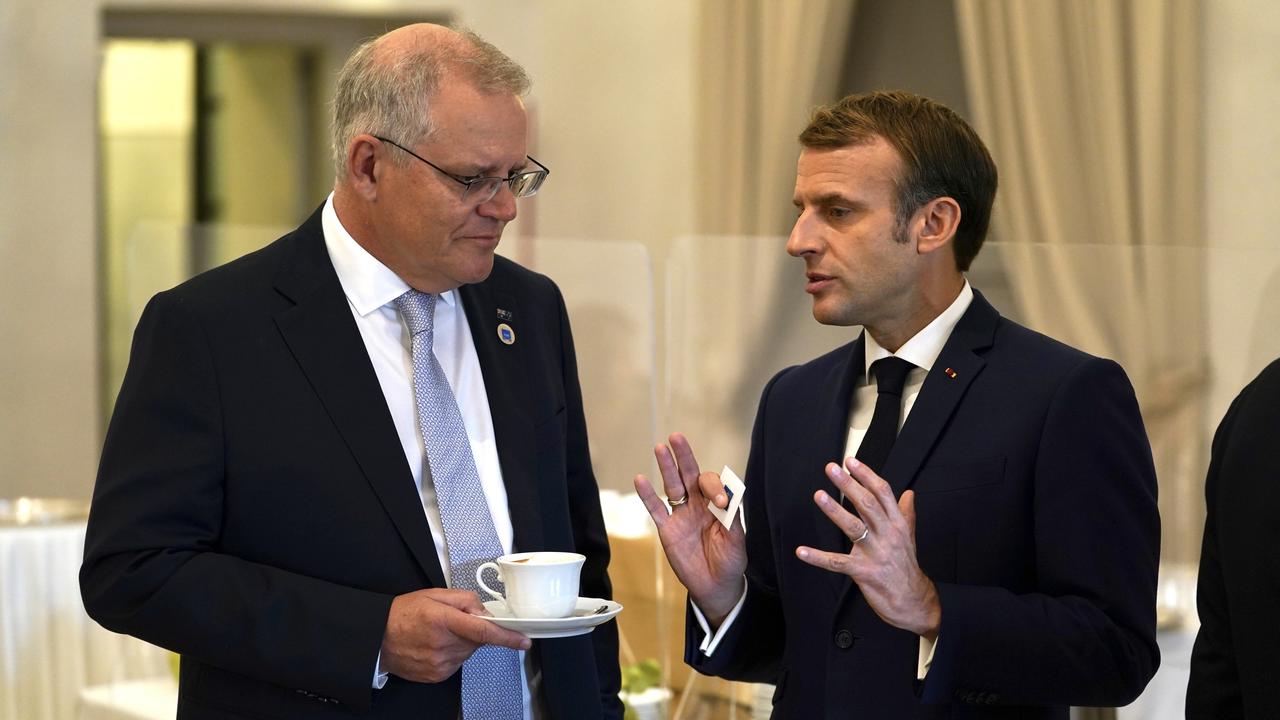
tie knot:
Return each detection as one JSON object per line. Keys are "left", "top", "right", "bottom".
{"left": 393, "top": 289, "right": 438, "bottom": 338}
{"left": 869, "top": 356, "right": 914, "bottom": 397}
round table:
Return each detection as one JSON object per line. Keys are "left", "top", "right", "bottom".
{"left": 0, "top": 519, "right": 169, "bottom": 720}
{"left": 78, "top": 678, "right": 177, "bottom": 720}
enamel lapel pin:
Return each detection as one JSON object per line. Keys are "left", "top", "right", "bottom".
{"left": 496, "top": 308, "right": 515, "bottom": 345}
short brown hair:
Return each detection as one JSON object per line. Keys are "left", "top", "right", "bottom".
{"left": 800, "top": 91, "right": 997, "bottom": 271}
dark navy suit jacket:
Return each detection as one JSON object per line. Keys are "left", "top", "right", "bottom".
{"left": 81, "top": 206, "right": 622, "bottom": 719}
{"left": 687, "top": 291, "right": 1159, "bottom": 719}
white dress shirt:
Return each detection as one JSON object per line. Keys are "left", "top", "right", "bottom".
{"left": 321, "top": 195, "right": 538, "bottom": 719}
{"left": 693, "top": 282, "right": 974, "bottom": 681}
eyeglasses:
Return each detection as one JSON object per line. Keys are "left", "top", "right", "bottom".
{"left": 372, "top": 135, "right": 549, "bottom": 204}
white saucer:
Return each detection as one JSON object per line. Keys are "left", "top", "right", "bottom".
{"left": 474, "top": 597, "right": 623, "bottom": 638}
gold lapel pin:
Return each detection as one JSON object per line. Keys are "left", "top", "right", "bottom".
{"left": 944, "top": 367, "right": 958, "bottom": 379}
{"left": 497, "top": 323, "right": 516, "bottom": 345}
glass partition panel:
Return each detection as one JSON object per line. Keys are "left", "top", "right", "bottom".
{"left": 520, "top": 238, "right": 659, "bottom": 494}
{"left": 517, "top": 239, "right": 676, "bottom": 714}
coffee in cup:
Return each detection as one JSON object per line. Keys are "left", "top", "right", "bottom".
{"left": 476, "top": 551, "right": 585, "bottom": 619}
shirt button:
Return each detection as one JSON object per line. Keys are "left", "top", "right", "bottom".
{"left": 834, "top": 629, "right": 854, "bottom": 649}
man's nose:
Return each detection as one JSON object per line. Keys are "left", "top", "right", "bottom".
{"left": 787, "top": 212, "right": 819, "bottom": 257}
{"left": 477, "top": 183, "right": 518, "bottom": 222}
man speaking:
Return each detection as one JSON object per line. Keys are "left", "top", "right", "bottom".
{"left": 637, "top": 91, "right": 1159, "bottom": 718}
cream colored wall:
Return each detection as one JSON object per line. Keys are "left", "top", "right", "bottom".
{"left": 0, "top": 0, "right": 101, "bottom": 500}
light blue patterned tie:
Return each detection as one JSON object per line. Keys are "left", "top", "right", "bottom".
{"left": 394, "top": 289, "right": 522, "bottom": 720}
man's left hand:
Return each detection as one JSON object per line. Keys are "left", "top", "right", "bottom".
{"left": 796, "top": 457, "right": 941, "bottom": 641}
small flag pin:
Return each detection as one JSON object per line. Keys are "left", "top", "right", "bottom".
{"left": 496, "top": 308, "right": 514, "bottom": 321}
{"left": 944, "top": 367, "right": 958, "bottom": 379}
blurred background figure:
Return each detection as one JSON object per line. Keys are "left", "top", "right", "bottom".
{"left": 1187, "top": 359, "right": 1280, "bottom": 719}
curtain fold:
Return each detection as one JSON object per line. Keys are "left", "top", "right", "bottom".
{"left": 696, "top": 0, "right": 857, "bottom": 237}
{"left": 955, "top": 0, "right": 1206, "bottom": 564}
{"left": 679, "top": 0, "right": 857, "bottom": 432}
{"left": 660, "top": 7, "right": 859, "bottom": 711}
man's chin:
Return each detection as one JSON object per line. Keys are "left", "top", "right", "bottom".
{"left": 459, "top": 253, "right": 497, "bottom": 286}
{"left": 810, "top": 299, "right": 858, "bottom": 327}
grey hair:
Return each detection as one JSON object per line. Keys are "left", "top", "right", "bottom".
{"left": 330, "top": 27, "right": 531, "bottom": 178}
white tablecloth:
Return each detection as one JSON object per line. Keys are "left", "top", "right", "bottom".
{"left": 78, "top": 678, "right": 177, "bottom": 720}
{"left": 0, "top": 521, "right": 170, "bottom": 720}
{"left": 1116, "top": 625, "right": 1196, "bottom": 720}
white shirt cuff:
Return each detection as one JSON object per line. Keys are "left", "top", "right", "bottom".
{"left": 917, "top": 634, "right": 937, "bottom": 680}
{"left": 374, "top": 650, "right": 389, "bottom": 689}
{"left": 690, "top": 579, "right": 749, "bottom": 657}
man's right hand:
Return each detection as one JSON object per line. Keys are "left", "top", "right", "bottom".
{"left": 635, "top": 433, "right": 747, "bottom": 627}
{"left": 380, "top": 587, "right": 531, "bottom": 683}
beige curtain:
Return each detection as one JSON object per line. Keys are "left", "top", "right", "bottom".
{"left": 954, "top": 0, "right": 1206, "bottom": 564}
{"left": 696, "top": 0, "right": 856, "bottom": 237}
{"left": 662, "top": 2, "right": 857, "bottom": 713}
{"left": 675, "top": 0, "right": 857, "bottom": 439}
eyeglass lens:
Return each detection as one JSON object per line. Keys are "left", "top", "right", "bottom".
{"left": 463, "top": 170, "right": 547, "bottom": 203}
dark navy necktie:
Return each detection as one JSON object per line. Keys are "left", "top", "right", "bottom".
{"left": 855, "top": 356, "right": 916, "bottom": 474}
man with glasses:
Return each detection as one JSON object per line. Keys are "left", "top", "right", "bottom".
{"left": 81, "top": 23, "right": 621, "bottom": 719}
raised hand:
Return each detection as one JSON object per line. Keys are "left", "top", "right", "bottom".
{"left": 380, "top": 587, "right": 532, "bottom": 683}
{"left": 796, "top": 457, "right": 941, "bottom": 639}
{"left": 634, "top": 432, "right": 747, "bottom": 627}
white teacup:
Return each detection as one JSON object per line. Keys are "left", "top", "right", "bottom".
{"left": 476, "top": 551, "right": 585, "bottom": 619}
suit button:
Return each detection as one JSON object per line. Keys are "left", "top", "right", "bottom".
{"left": 834, "top": 629, "right": 854, "bottom": 649}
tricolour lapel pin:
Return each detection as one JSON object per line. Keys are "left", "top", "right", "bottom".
{"left": 497, "top": 323, "right": 516, "bottom": 345}
{"left": 944, "top": 367, "right": 958, "bottom": 379}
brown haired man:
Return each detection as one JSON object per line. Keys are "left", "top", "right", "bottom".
{"left": 637, "top": 91, "right": 1160, "bottom": 718}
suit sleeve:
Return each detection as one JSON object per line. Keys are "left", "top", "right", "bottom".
{"left": 920, "top": 357, "right": 1161, "bottom": 707}
{"left": 684, "top": 371, "right": 787, "bottom": 683}
{"left": 1185, "top": 391, "right": 1244, "bottom": 717}
{"left": 552, "top": 283, "right": 624, "bottom": 719}
{"left": 80, "top": 291, "right": 392, "bottom": 711}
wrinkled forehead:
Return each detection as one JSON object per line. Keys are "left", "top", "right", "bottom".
{"left": 424, "top": 84, "right": 529, "bottom": 172}
{"left": 793, "top": 140, "right": 903, "bottom": 203}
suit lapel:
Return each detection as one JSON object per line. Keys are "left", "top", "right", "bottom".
{"left": 458, "top": 281, "right": 544, "bottom": 554}
{"left": 271, "top": 212, "right": 446, "bottom": 588}
{"left": 880, "top": 291, "right": 998, "bottom": 497}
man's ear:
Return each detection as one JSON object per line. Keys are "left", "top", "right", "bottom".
{"left": 345, "top": 135, "right": 381, "bottom": 200}
{"left": 915, "top": 196, "right": 961, "bottom": 256}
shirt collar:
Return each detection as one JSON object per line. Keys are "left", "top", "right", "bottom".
{"left": 321, "top": 192, "right": 457, "bottom": 316}
{"left": 863, "top": 280, "right": 974, "bottom": 380}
